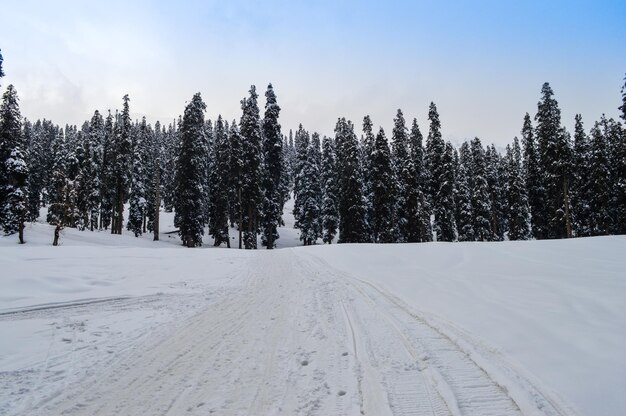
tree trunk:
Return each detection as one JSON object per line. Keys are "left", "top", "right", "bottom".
{"left": 18, "top": 218, "right": 24, "bottom": 244}
{"left": 563, "top": 176, "right": 573, "bottom": 238}
{"left": 238, "top": 188, "right": 243, "bottom": 249}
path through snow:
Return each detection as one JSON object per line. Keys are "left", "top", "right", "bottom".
{"left": 8, "top": 249, "right": 572, "bottom": 416}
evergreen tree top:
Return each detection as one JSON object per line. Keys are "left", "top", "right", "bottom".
{"left": 619, "top": 74, "right": 626, "bottom": 122}
{"left": 0, "top": 48, "right": 4, "bottom": 79}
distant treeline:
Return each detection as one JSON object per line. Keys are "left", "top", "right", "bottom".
{"left": 1, "top": 48, "right": 624, "bottom": 246}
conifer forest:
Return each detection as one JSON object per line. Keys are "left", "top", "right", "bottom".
{"left": 1, "top": 47, "right": 625, "bottom": 248}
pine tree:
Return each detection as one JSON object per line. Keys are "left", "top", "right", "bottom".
{"left": 362, "top": 115, "right": 375, "bottom": 236}
{"left": 485, "top": 144, "right": 506, "bottom": 240}
{"left": 127, "top": 117, "right": 148, "bottom": 236}
{"left": 99, "top": 111, "right": 115, "bottom": 229}
{"left": 370, "top": 127, "right": 395, "bottom": 243}
{"left": 293, "top": 124, "right": 309, "bottom": 232}
{"left": 25, "top": 120, "right": 45, "bottom": 221}
{"left": 455, "top": 142, "right": 474, "bottom": 241}
{"left": 0, "top": 48, "right": 4, "bottom": 85}
{"left": 228, "top": 120, "right": 244, "bottom": 248}
{"left": 0, "top": 85, "right": 29, "bottom": 242}
{"left": 239, "top": 86, "right": 263, "bottom": 249}
{"left": 470, "top": 137, "right": 492, "bottom": 241}
{"left": 521, "top": 113, "right": 546, "bottom": 239}
{"left": 587, "top": 120, "right": 610, "bottom": 235}
{"left": 408, "top": 118, "right": 430, "bottom": 242}
{"left": 321, "top": 136, "right": 338, "bottom": 243}
{"left": 146, "top": 121, "right": 161, "bottom": 240}
{"left": 111, "top": 95, "right": 132, "bottom": 234}
{"left": 504, "top": 138, "right": 531, "bottom": 240}
{"left": 571, "top": 114, "right": 592, "bottom": 236}
{"left": 335, "top": 118, "right": 368, "bottom": 243}
{"left": 298, "top": 133, "right": 323, "bottom": 245}
{"left": 601, "top": 116, "right": 625, "bottom": 234}
{"left": 614, "top": 78, "right": 626, "bottom": 233}
{"left": 174, "top": 93, "right": 207, "bottom": 247}
{"left": 535, "top": 83, "right": 572, "bottom": 238}
{"left": 391, "top": 109, "right": 409, "bottom": 242}
{"left": 208, "top": 115, "right": 231, "bottom": 247}
{"left": 260, "top": 84, "right": 284, "bottom": 249}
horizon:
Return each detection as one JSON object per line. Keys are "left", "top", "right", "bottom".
{"left": 1, "top": 0, "right": 625, "bottom": 145}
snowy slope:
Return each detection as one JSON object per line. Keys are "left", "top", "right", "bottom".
{"left": 0, "top": 203, "right": 624, "bottom": 415}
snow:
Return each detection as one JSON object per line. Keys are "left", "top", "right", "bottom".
{"left": 0, "top": 202, "right": 624, "bottom": 415}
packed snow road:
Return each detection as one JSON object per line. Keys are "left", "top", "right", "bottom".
{"left": 8, "top": 248, "right": 571, "bottom": 416}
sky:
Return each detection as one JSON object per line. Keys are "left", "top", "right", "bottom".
{"left": 0, "top": 0, "right": 625, "bottom": 146}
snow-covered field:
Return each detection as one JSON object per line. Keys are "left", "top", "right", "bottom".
{"left": 1, "top": 203, "right": 624, "bottom": 415}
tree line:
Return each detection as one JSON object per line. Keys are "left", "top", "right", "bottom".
{"left": 1, "top": 49, "right": 625, "bottom": 246}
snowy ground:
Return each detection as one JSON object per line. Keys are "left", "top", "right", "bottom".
{"left": 0, "top": 200, "right": 624, "bottom": 415}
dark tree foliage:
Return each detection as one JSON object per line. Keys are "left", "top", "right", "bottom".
{"left": 260, "top": 84, "right": 284, "bottom": 248}
{"left": 335, "top": 118, "right": 368, "bottom": 243}
{"left": 535, "top": 83, "right": 572, "bottom": 238}
{"left": 455, "top": 142, "right": 474, "bottom": 241}
{"left": 111, "top": 95, "right": 132, "bottom": 234}
{"left": 0, "top": 85, "right": 29, "bottom": 242}
{"left": 408, "top": 118, "right": 431, "bottom": 242}
{"left": 504, "top": 138, "right": 531, "bottom": 240}
{"left": 321, "top": 136, "right": 338, "bottom": 244}
{"left": 521, "top": 113, "right": 546, "bottom": 239}
{"left": 174, "top": 93, "right": 207, "bottom": 247}
{"left": 571, "top": 114, "right": 592, "bottom": 236}
{"left": 370, "top": 127, "right": 395, "bottom": 243}
{"left": 239, "top": 86, "right": 263, "bottom": 249}
{"left": 470, "top": 138, "right": 492, "bottom": 241}
{"left": 208, "top": 116, "right": 231, "bottom": 247}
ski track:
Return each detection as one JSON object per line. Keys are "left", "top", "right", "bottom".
{"left": 2, "top": 248, "right": 575, "bottom": 416}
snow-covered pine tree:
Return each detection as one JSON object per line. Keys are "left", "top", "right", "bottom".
{"left": 614, "top": 78, "right": 626, "bottom": 233}
{"left": 362, "top": 115, "right": 375, "bottom": 237}
{"left": 408, "top": 118, "right": 430, "bottom": 242}
{"left": 260, "top": 84, "right": 284, "bottom": 249}
{"left": 239, "top": 86, "right": 263, "bottom": 249}
{"left": 0, "top": 85, "right": 29, "bottom": 242}
{"left": 25, "top": 120, "right": 44, "bottom": 221}
{"left": 535, "top": 83, "right": 572, "bottom": 238}
{"left": 202, "top": 120, "right": 213, "bottom": 228}
{"left": 99, "top": 111, "right": 115, "bottom": 229}
{"left": 455, "top": 142, "right": 474, "bottom": 241}
{"left": 293, "top": 124, "right": 309, "bottom": 231}
{"left": 391, "top": 109, "right": 410, "bottom": 242}
{"left": 470, "top": 137, "right": 492, "bottom": 241}
{"left": 321, "top": 136, "right": 339, "bottom": 243}
{"left": 504, "top": 138, "right": 531, "bottom": 240}
{"left": 174, "top": 93, "right": 207, "bottom": 247}
{"left": 571, "top": 114, "right": 592, "bottom": 236}
{"left": 208, "top": 115, "right": 230, "bottom": 247}
{"left": 145, "top": 121, "right": 161, "bottom": 239}
{"left": 335, "top": 118, "right": 368, "bottom": 243}
{"left": 370, "top": 127, "right": 395, "bottom": 243}
{"left": 521, "top": 113, "right": 546, "bottom": 239}
{"left": 111, "top": 96, "right": 132, "bottom": 234}
{"left": 601, "top": 116, "right": 625, "bottom": 234}
{"left": 127, "top": 117, "right": 148, "bottom": 237}
{"left": 485, "top": 144, "right": 506, "bottom": 241}
{"left": 587, "top": 120, "right": 610, "bottom": 235}
{"left": 426, "top": 103, "right": 455, "bottom": 241}
{"left": 75, "top": 118, "right": 97, "bottom": 230}
{"left": 0, "top": 49, "right": 4, "bottom": 83}
{"left": 436, "top": 142, "right": 457, "bottom": 241}
{"left": 298, "top": 133, "right": 323, "bottom": 245}
{"left": 228, "top": 120, "right": 244, "bottom": 248}
{"left": 161, "top": 121, "right": 178, "bottom": 213}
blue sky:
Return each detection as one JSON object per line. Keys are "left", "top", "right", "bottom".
{"left": 1, "top": 0, "right": 624, "bottom": 145}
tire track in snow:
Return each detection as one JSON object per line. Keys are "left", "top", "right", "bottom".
{"left": 301, "top": 251, "right": 574, "bottom": 416}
